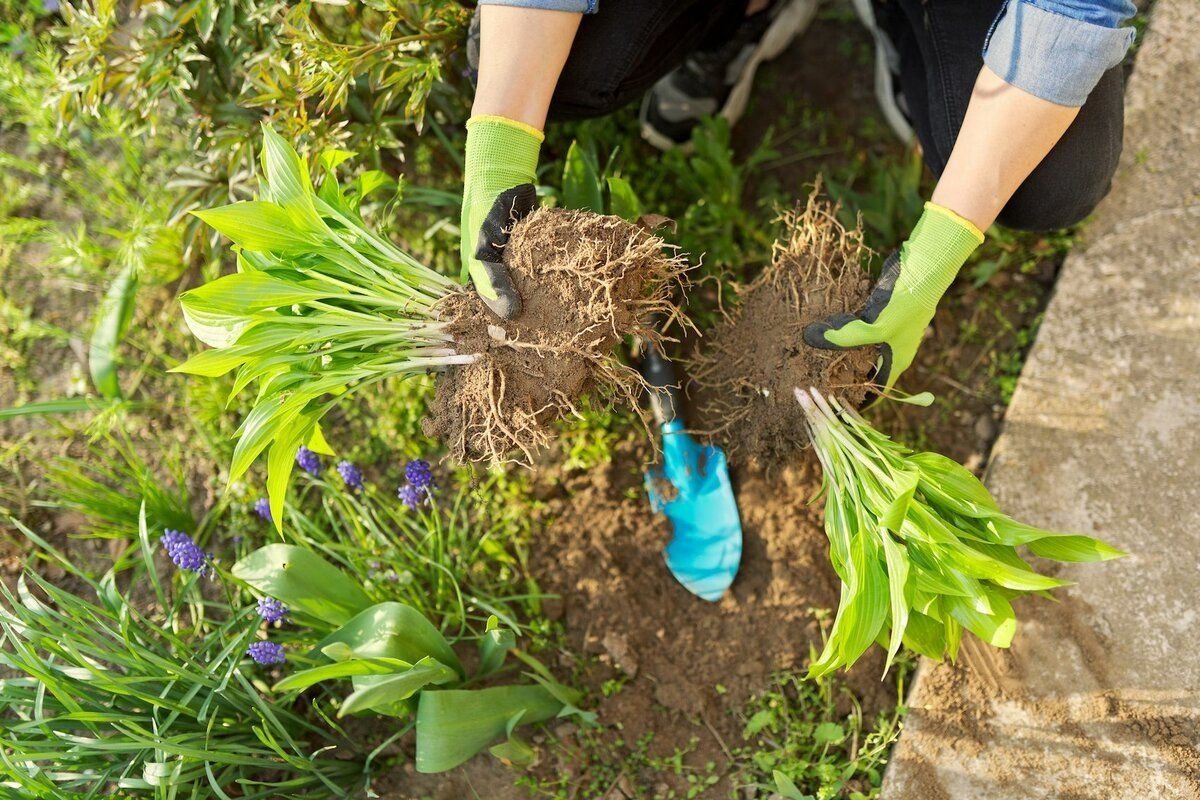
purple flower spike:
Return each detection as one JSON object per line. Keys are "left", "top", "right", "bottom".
{"left": 253, "top": 498, "right": 272, "bottom": 523}
{"left": 256, "top": 597, "right": 289, "bottom": 624}
{"left": 397, "top": 483, "right": 424, "bottom": 511}
{"left": 295, "top": 446, "right": 322, "bottom": 476}
{"left": 247, "top": 640, "right": 286, "bottom": 665}
{"left": 161, "top": 529, "right": 209, "bottom": 576}
{"left": 404, "top": 459, "right": 434, "bottom": 491}
{"left": 337, "top": 460, "right": 364, "bottom": 491}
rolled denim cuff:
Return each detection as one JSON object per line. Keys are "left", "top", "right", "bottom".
{"left": 479, "top": 0, "right": 598, "bottom": 13}
{"left": 983, "top": 1, "right": 1135, "bottom": 107}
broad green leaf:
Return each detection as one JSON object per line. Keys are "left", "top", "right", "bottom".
{"left": 306, "top": 423, "right": 336, "bottom": 457}
{"left": 178, "top": 299, "right": 258, "bottom": 349}
{"left": 478, "top": 616, "right": 516, "bottom": 677}
{"left": 910, "top": 452, "right": 1000, "bottom": 514}
{"left": 900, "top": 610, "right": 946, "bottom": 659}
{"left": 489, "top": 734, "right": 536, "bottom": 768}
{"left": 260, "top": 124, "right": 322, "bottom": 229}
{"left": 772, "top": 770, "right": 810, "bottom": 800}
{"left": 879, "top": 533, "right": 909, "bottom": 671}
{"left": 415, "top": 685, "right": 565, "bottom": 773}
{"left": 561, "top": 141, "right": 603, "bottom": 213}
{"left": 339, "top": 657, "right": 458, "bottom": 718}
{"left": 315, "top": 601, "right": 462, "bottom": 677}
{"left": 813, "top": 721, "right": 846, "bottom": 744}
{"left": 273, "top": 656, "right": 414, "bottom": 693}
{"left": 266, "top": 422, "right": 308, "bottom": 533}
{"left": 181, "top": 271, "right": 333, "bottom": 316}
{"left": 89, "top": 261, "right": 138, "bottom": 399}
{"left": 227, "top": 393, "right": 294, "bottom": 484}
{"left": 192, "top": 201, "right": 315, "bottom": 254}
{"left": 879, "top": 470, "right": 919, "bottom": 533}
{"left": 171, "top": 346, "right": 254, "bottom": 377}
{"left": 232, "top": 545, "right": 372, "bottom": 629}
{"left": 606, "top": 176, "right": 641, "bottom": 221}
{"left": 1026, "top": 535, "right": 1126, "bottom": 562}
{"left": 945, "top": 592, "right": 1016, "bottom": 648}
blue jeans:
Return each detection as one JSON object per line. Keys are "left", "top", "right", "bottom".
{"left": 874, "top": 0, "right": 1124, "bottom": 230}
{"left": 549, "top": 0, "right": 1125, "bottom": 232}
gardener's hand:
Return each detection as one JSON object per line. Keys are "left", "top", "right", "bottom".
{"left": 803, "top": 203, "right": 984, "bottom": 391}
{"left": 461, "top": 115, "right": 544, "bottom": 320}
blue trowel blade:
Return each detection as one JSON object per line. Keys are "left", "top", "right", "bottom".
{"left": 646, "top": 421, "right": 743, "bottom": 601}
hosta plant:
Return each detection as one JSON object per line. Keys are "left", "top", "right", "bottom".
{"left": 173, "top": 125, "right": 471, "bottom": 528}
{"left": 233, "top": 544, "right": 590, "bottom": 773}
{"left": 795, "top": 388, "right": 1124, "bottom": 677}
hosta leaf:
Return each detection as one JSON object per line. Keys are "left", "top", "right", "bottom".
{"left": 901, "top": 610, "right": 947, "bottom": 659}
{"left": 192, "top": 201, "right": 315, "bottom": 255}
{"left": 415, "top": 685, "right": 566, "bottom": 773}
{"left": 266, "top": 421, "right": 309, "bottom": 533}
{"left": 1026, "top": 535, "right": 1126, "bottom": 562}
{"left": 910, "top": 452, "right": 1000, "bottom": 515}
{"left": 606, "top": 176, "right": 641, "bottom": 221}
{"left": 561, "top": 141, "right": 603, "bottom": 213}
{"left": 306, "top": 423, "right": 336, "bottom": 457}
{"left": 315, "top": 601, "right": 462, "bottom": 677}
{"left": 945, "top": 592, "right": 1017, "bottom": 649}
{"left": 339, "top": 657, "right": 458, "bottom": 718}
{"left": 181, "top": 271, "right": 333, "bottom": 315}
{"left": 171, "top": 346, "right": 254, "bottom": 378}
{"left": 879, "top": 533, "right": 909, "bottom": 671}
{"left": 260, "top": 124, "right": 323, "bottom": 229}
{"left": 232, "top": 544, "right": 372, "bottom": 629}
{"left": 879, "top": 469, "right": 919, "bottom": 533}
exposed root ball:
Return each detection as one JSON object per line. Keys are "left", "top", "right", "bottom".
{"left": 690, "top": 189, "right": 877, "bottom": 464}
{"left": 425, "top": 208, "right": 687, "bottom": 464}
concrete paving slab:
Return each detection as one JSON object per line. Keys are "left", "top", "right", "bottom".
{"left": 881, "top": 1, "right": 1200, "bottom": 797}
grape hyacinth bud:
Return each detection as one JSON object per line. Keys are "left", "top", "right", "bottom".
{"left": 337, "top": 460, "right": 364, "bottom": 491}
{"left": 397, "top": 483, "right": 423, "bottom": 511}
{"left": 404, "top": 459, "right": 434, "bottom": 491}
{"left": 295, "top": 446, "right": 322, "bottom": 475}
{"left": 247, "top": 641, "right": 286, "bottom": 665}
{"left": 256, "top": 597, "right": 289, "bottom": 625}
{"left": 161, "top": 529, "right": 209, "bottom": 576}
{"left": 253, "top": 498, "right": 272, "bottom": 523}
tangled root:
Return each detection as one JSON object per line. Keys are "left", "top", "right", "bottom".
{"left": 425, "top": 208, "right": 689, "bottom": 465}
{"left": 689, "top": 184, "right": 877, "bottom": 463}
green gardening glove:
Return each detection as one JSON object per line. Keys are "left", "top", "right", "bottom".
{"left": 461, "top": 115, "right": 543, "bottom": 320}
{"left": 803, "top": 202, "right": 984, "bottom": 392}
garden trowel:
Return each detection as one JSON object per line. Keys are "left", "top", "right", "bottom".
{"left": 638, "top": 344, "right": 742, "bottom": 601}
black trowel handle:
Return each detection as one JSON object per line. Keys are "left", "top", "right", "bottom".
{"left": 638, "top": 342, "right": 681, "bottom": 426}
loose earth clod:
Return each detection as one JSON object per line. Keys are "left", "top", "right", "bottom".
{"left": 424, "top": 208, "right": 688, "bottom": 465}
{"left": 690, "top": 189, "right": 877, "bottom": 463}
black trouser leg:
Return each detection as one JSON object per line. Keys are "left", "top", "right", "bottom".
{"left": 874, "top": 0, "right": 1125, "bottom": 231}
{"left": 550, "top": 0, "right": 749, "bottom": 120}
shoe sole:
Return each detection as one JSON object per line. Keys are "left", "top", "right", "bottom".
{"left": 640, "top": 0, "right": 821, "bottom": 152}
{"left": 849, "top": 0, "right": 915, "bottom": 143}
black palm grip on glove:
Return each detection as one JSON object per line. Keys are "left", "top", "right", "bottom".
{"left": 474, "top": 184, "right": 537, "bottom": 320}
{"left": 802, "top": 250, "right": 904, "bottom": 394}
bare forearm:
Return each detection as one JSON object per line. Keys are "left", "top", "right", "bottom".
{"left": 931, "top": 66, "right": 1080, "bottom": 232}
{"left": 472, "top": 6, "right": 582, "bottom": 131}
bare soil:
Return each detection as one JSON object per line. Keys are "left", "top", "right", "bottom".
{"left": 424, "top": 208, "right": 686, "bottom": 465}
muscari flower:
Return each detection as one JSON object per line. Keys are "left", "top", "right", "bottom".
{"left": 295, "top": 445, "right": 322, "bottom": 476}
{"left": 253, "top": 498, "right": 272, "bottom": 523}
{"left": 404, "top": 459, "right": 434, "bottom": 491}
{"left": 337, "top": 460, "right": 364, "bottom": 491}
{"left": 256, "top": 597, "right": 289, "bottom": 624}
{"left": 247, "top": 640, "right": 286, "bottom": 665}
{"left": 161, "top": 529, "right": 209, "bottom": 576}
{"left": 397, "top": 483, "right": 424, "bottom": 511}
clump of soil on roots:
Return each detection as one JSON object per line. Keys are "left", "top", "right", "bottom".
{"left": 424, "top": 208, "right": 687, "bottom": 464}
{"left": 690, "top": 190, "right": 877, "bottom": 463}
